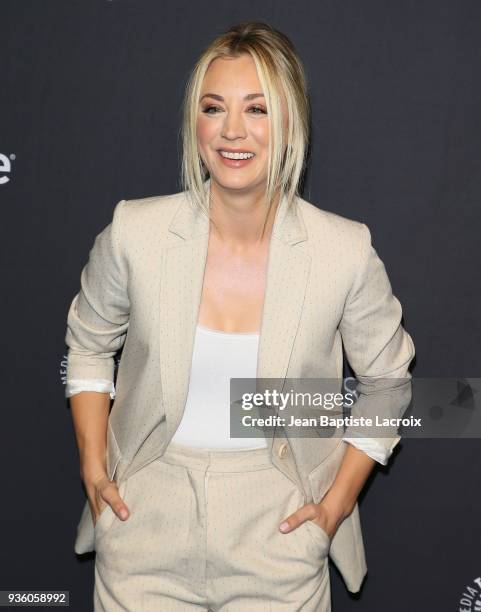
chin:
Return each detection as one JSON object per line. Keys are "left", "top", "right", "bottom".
{"left": 212, "top": 173, "right": 256, "bottom": 191}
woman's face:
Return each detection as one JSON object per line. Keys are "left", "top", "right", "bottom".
{"left": 197, "top": 53, "right": 287, "bottom": 194}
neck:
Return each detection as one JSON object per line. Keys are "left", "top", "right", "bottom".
{"left": 208, "top": 180, "right": 281, "bottom": 246}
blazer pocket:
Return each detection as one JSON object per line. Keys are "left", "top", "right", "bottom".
{"left": 307, "top": 440, "right": 347, "bottom": 504}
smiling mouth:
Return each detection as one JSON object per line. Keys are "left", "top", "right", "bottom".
{"left": 218, "top": 150, "right": 256, "bottom": 160}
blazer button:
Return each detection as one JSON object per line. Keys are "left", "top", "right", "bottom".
{"left": 278, "top": 442, "right": 289, "bottom": 459}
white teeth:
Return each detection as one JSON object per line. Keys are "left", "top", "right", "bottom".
{"left": 220, "top": 151, "right": 255, "bottom": 160}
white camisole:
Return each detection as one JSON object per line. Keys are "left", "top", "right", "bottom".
{"left": 170, "top": 324, "right": 268, "bottom": 450}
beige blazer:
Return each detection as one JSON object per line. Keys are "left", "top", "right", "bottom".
{"left": 65, "top": 179, "right": 415, "bottom": 593}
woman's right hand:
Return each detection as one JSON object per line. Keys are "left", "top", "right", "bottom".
{"left": 83, "top": 468, "right": 130, "bottom": 525}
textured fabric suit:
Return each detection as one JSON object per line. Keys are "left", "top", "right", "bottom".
{"left": 65, "top": 179, "right": 415, "bottom": 594}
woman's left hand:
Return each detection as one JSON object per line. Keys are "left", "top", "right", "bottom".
{"left": 279, "top": 500, "right": 344, "bottom": 540}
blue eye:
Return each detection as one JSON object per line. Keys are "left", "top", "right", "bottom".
{"left": 201, "top": 105, "right": 267, "bottom": 115}
{"left": 202, "top": 105, "right": 221, "bottom": 114}
{"left": 249, "top": 106, "right": 267, "bottom": 114}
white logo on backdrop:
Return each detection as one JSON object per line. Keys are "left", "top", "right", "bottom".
{"left": 459, "top": 576, "right": 481, "bottom": 612}
{"left": 0, "top": 153, "right": 15, "bottom": 184}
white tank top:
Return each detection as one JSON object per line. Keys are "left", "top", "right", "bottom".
{"left": 170, "top": 324, "right": 268, "bottom": 450}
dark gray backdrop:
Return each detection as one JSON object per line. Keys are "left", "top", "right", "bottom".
{"left": 1, "top": 1, "right": 480, "bottom": 610}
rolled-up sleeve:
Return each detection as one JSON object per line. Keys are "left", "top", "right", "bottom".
{"left": 64, "top": 200, "right": 130, "bottom": 396}
{"left": 341, "top": 437, "right": 392, "bottom": 466}
{"left": 65, "top": 378, "right": 116, "bottom": 399}
{"left": 339, "top": 223, "right": 416, "bottom": 461}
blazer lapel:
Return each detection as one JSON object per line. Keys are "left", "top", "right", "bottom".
{"left": 254, "top": 195, "right": 311, "bottom": 452}
{"left": 159, "top": 179, "right": 311, "bottom": 445}
{"left": 159, "top": 232, "right": 210, "bottom": 440}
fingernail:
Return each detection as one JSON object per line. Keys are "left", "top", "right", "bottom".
{"left": 279, "top": 522, "right": 290, "bottom": 533}
{"left": 119, "top": 509, "right": 128, "bottom": 520}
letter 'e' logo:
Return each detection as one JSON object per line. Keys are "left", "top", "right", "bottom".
{"left": 0, "top": 153, "right": 15, "bottom": 184}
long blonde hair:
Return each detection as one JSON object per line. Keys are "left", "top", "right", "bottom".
{"left": 180, "top": 21, "right": 310, "bottom": 228}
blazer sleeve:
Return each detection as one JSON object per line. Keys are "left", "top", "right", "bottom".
{"left": 64, "top": 200, "right": 130, "bottom": 390}
{"left": 339, "top": 222, "right": 416, "bottom": 460}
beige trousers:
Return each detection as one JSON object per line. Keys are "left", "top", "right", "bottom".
{"left": 93, "top": 441, "right": 331, "bottom": 611}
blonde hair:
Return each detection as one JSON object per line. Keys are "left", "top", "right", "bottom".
{"left": 180, "top": 21, "right": 310, "bottom": 227}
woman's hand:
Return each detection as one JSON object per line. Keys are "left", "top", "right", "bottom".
{"left": 83, "top": 466, "right": 130, "bottom": 525}
{"left": 70, "top": 391, "right": 129, "bottom": 524}
{"left": 279, "top": 499, "right": 344, "bottom": 540}
{"left": 278, "top": 445, "right": 378, "bottom": 540}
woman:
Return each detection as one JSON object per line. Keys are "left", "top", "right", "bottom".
{"left": 65, "top": 21, "right": 415, "bottom": 611}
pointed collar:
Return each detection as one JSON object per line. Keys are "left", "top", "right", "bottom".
{"left": 168, "top": 178, "right": 307, "bottom": 246}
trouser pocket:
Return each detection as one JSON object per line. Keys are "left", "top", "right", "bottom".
{"left": 94, "top": 479, "right": 128, "bottom": 546}
{"left": 276, "top": 470, "right": 331, "bottom": 560}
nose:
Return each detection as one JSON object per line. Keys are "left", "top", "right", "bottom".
{"left": 221, "top": 109, "right": 247, "bottom": 141}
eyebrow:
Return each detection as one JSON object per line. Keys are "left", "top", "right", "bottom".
{"left": 199, "top": 93, "right": 265, "bottom": 102}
